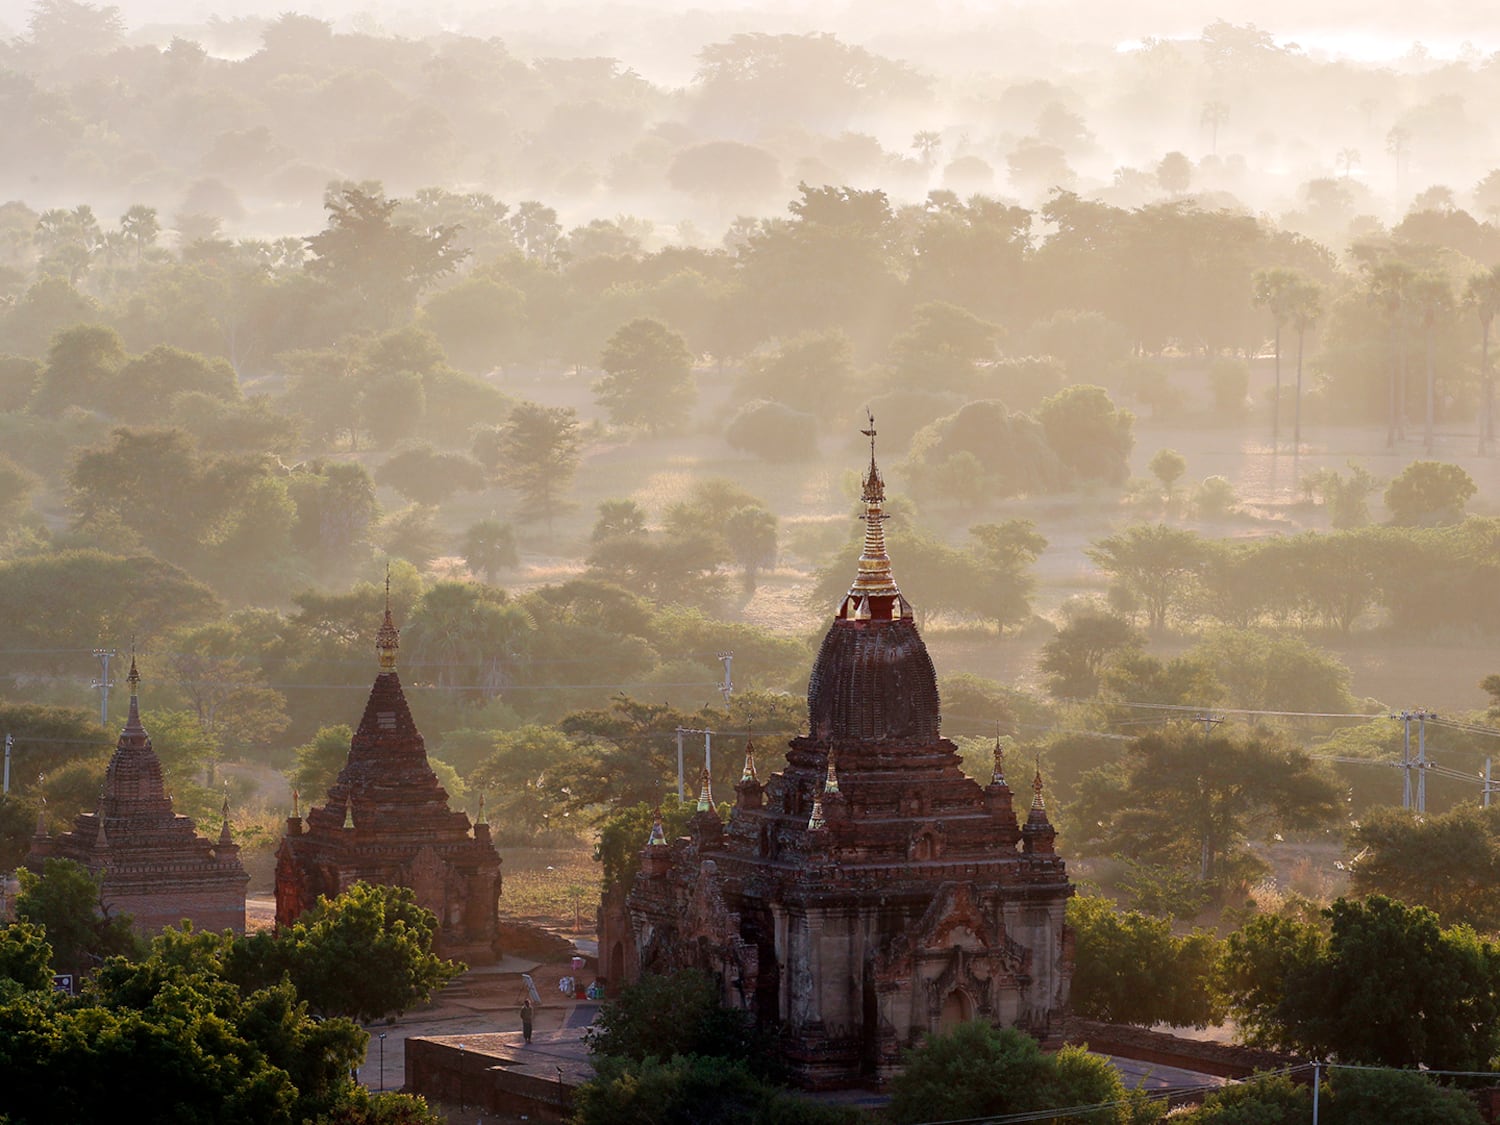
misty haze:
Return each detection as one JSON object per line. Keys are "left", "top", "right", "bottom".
{"left": 2, "top": 1, "right": 1500, "bottom": 1121}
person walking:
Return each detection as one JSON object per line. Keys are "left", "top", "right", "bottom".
{"left": 520, "top": 997, "right": 534, "bottom": 1044}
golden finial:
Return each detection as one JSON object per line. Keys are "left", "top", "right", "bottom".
{"left": 847, "top": 415, "right": 901, "bottom": 603}
{"left": 824, "top": 750, "right": 840, "bottom": 795}
{"left": 292, "top": 788, "right": 300, "bottom": 818}
{"left": 740, "top": 732, "right": 758, "bottom": 783}
{"left": 342, "top": 795, "right": 354, "bottom": 830}
{"left": 992, "top": 724, "right": 1006, "bottom": 786}
{"left": 476, "top": 792, "right": 487, "bottom": 826}
{"left": 376, "top": 565, "right": 399, "bottom": 670}
{"left": 697, "top": 765, "right": 714, "bottom": 812}
{"left": 1031, "top": 760, "right": 1046, "bottom": 812}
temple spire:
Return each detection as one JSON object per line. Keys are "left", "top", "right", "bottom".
{"left": 376, "top": 567, "right": 399, "bottom": 670}
{"left": 991, "top": 726, "right": 1007, "bottom": 787}
{"left": 696, "top": 765, "right": 714, "bottom": 813}
{"left": 847, "top": 413, "right": 901, "bottom": 604}
{"left": 1031, "top": 762, "right": 1046, "bottom": 813}
{"left": 123, "top": 650, "right": 144, "bottom": 734}
{"left": 740, "top": 733, "right": 758, "bottom": 783}
{"left": 219, "top": 790, "right": 233, "bottom": 847}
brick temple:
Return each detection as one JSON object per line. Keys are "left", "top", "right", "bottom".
{"left": 274, "top": 599, "right": 503, "bottom": 964}
{"left": 27, "top": 657, "right": 249, "bottom": 935}
{"left": 602, "top": 426, "right": 1074, "bottom": 1088}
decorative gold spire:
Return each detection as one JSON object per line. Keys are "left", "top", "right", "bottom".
{"left": 1031, "top": 762, "right": 1046, "bottom": 812}
{"left": 219, "top": 790, "right": 233, "bottom": 847}
{"left": 991, "top": 725, "right": 1007, "bottom": 786}
{"left": 292, "top": 789, "right": 300, "bottom": 819}
{"left": 647, "top": 807, "right": 667, "bottom": 846}
{"left": 824, "top": 750, "right": 840, "bottom": 795}
{"left": 342, "top": 795, "right": 354, "bottom": 830}
{"left": 476, "top": 793, "right": 487, "bottom": 826}
{"left": 740, "top": 734, "right": 758, "bottom": 783}
{"left": 847, "top": 413, "right": 901, "bottom": 602}
{"left": 376, "top": 567, "right": 399, "bottom": 670}
{"left": 807, "top": 787, "right": 826, "bottom": 831}
{"left": 696, "top": 765, "right": 714, "bottom": 812}
{"left": 124, "top": 650, "right": 143, "bottom": 730}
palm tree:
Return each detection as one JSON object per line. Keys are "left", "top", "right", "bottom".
{"left": 1252, "top": 268, "right": 1299, "bottom": 449}
{"left": 1201, "top": 100, "right": 1229, "bottom": 155}
{"left": 1287, "top": 277, "right": 1324, "bottom": 450}
{"left": 1336, "top": 147, "right": 1361, "bottom": 180}
{"left": 911, "top": 130, "right": 942, "bottom": 169}
{"left": 1365, "top": 260, "right": 1415, "bottom": 448}
{"left": 1410, "top": 272, "right": 1453, "bottom": 454}
{"left": 1386, "top": 125, "right": 1412, "bottom": 203}
{"left": 1464, "top": 266, "right": 1500, "bottom": 453}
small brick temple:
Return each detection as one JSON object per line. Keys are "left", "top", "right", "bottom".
{"left": 27, "top": 657, "right": 249, "bottom": 935}
{"left": 274, "top": 597, "right": 503, "bottom": 963}
{"left": 601, "top": 424, "right": 1075, "bottom": 1088}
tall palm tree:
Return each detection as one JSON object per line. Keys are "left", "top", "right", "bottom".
{"left": 1287, "top": 277, "right": 1324, "bottom": 451}
{"left": 1336, "top": 147, "right": 1361, "bottom": 180}
{"left": 1464, "top": 265, "right": 1500, "bottom": 453}
{"left": 1252, "top": 268, "right": 1298, "bottom": 450}
{"left": 1365, "top": 260, "right": 1415, "bottom": 448}
{"left": 1410, "top": 272, "right": 1453, "bottom": 455}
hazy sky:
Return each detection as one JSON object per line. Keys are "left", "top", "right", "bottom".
{"left": 2, "top": 0, "right": 1489, "bottom": 67}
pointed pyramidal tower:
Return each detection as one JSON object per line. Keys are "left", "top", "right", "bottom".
{"left": 26, "top": 655, "right": 249, "bottom": 935}
{"left": 274, "top": 590, "right": 503, "bottom": 962}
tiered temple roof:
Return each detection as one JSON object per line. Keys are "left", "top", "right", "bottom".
{"left": 27, "top": 657, "right": 248, "bottom": 935}
{"left": 605, "top": 421, "right": 1072, "bottom": 1088}
{"left": 274, "top": 596, "right": 502, "bottom": 963}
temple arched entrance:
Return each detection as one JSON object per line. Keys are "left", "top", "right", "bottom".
{"left": 938, "top": 989, "right": 973, "bottom": 1031}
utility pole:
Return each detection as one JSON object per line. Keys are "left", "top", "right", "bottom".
{"left": 675, "top": 727, "right": 685, "bottom": 802}
{"left": 2, "top": 734, "right": 10, "bottom": 795}
{"left": 1394, "top": 710, "right": 1413, "bottom": 809}
{"left": 91, "top": 648, "right": 116, "bottom": 727}
{"left": 1193, "top": 713, "right": 1223, "bottom": 738}
{"left": 717, "top": 651, "right": 734, "bottom": 708}
{"left": 1485, "top": 758, "right": 1494, "bottom": 809}
{"left": 675, "top": 726, "right": 715, "bottom": 800}
{"left": 1392, "top": 709, "right": 1437, "bottom": 811}
{"left": 1417, "top": 708, "right": 1431, "bottom": 814}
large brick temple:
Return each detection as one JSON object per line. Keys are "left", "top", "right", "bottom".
{"left": 602, "top": 426, "right": 1074, "bottom": 1088}
{"left": 274, "top": 599, "right": 503, "bottom": 963}
{"left": 27, "top": 657, "right": 249, "bottom": 935}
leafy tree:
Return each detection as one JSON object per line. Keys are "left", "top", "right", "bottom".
{"left": 14, "top": 858, "right": 142, "bottom": 977}
{"left": 966, "top": 520, "right": 1046, "bottom": 633}
{"left": 460, "top": 518, "right": 518, "bottom": 583}
{"left": 1037, "top": 606, "right": 1143, "bottom": 698}
{"left": 592, "top": 498, "right": 648, "bottom": 541}
{"left": 1099, "top": 649, "right": 1220, "bottom": 708}
{"left": 374, "top": 444, "right": 486, "bottom": 506}
{"left": 573, "top": 1055, "right": 852, "bottom": 1125}
{"left": 585, "top": 968, "right": 769, "bottom": 1069}
{"left": 360, "top": 370, "right": 426, "bottom": 448}
{"left": 402, "top": 581, "right": 534, "bottom": 701}
{"left": 0, "top": 921, "right": 55, "bottom": 991}
{"left": 1148, "top": 448, "right": 1187, "bottom": 505}
{"left": 235, "top": 882, "right": 461, "bottom": 1022}
{"left": 1087, "top": 523, "right": 1206, "bottom": 629}
{"left": 1323, "top": 1066, "right": 1482, "bottom": 1125}
{"left": 725, "top": 399, "right": 817, "bottom": 462}
{"left": 1072, "top": 727, "right": 1341, "bottom": 884}
{"left": 1252, "top": 267, "right": 1301, "bottom": 448}
{"left": 287, "top": 460, "right": 379, "bottom": 573}
{"left": 105, "top": 345, "right": 239, "bottom": 424}
{"left": 288, "top": 725, "right": 354, "bottom": 804}
{"left": 596, "top": 799, "right": 696, "bottom": 893}
{"left": 723, "top": 504, "right": 778, "bottom": 592}
{"left": 1303, "top": 462, "right": 1377, "bottom": 529}
{"left": 886, "top": 1021, "right": 1143, "bottom": 1125}
{"left": 737, "top": 331, "right": 853, "bottom": 415}
{"left": 419, "top": 275, "right": 525, "bottom": 373}
{"left": 496, "top": 401, "right": 582, "bottom": 527}
{"left": 1036, "top": 384, "right": 1135, "bottom": 484}
{"left": 29, "top": 323, "right": 125, "bottom": 415}
{"left": 470, "top": 725, "right": 592, "bottom": 841}
{"left": 376, "top": 504, "right": 443, "bottom": 568}
{"left": 594, "top": 318, "right": 696, "bottom": 432}
{"left": 1173, "top": 1072, "right": 1310, "bottom": 1125}
{"left": 1383, "top": 461, "right": 1476, "bottom": 526}
{"left": 1194, "top": 628, "right": 1356, "bottom": 714}
{"left": 1067, "top": 895, "right": 1222, "bottom": 1027}
{"left": 1347, "top": 804, "right": 1500, "bottom": 930}
{"left": 888, "top": 301, "right": 1001, "bottom": 393}
{"left": 1220, "top": 895, "right": 1500, "bottom": 1070}
{"left": 306, "top": 187, "right": 469, "bottom": 321}
{"left": 587, "top": 531, "right": 729, "bottom": 608}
